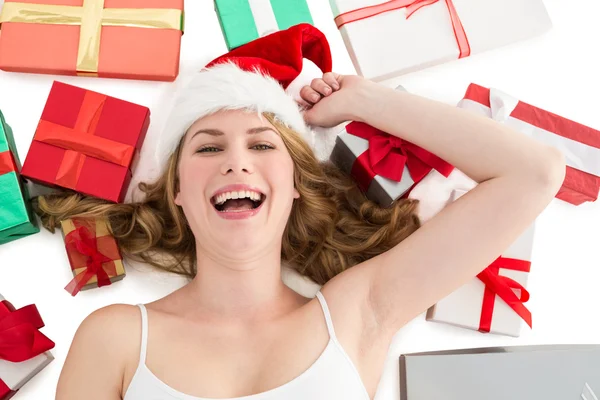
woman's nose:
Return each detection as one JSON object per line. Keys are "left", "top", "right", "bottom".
{"left": 220, "top": 148, "right": 254, "bottom": 175}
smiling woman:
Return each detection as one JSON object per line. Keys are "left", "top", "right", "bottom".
{"left": 35, "top": 108, "right": 420, "bottom": 285}
{"left": 32, "top": 25, "right": 564, "bottom": 400}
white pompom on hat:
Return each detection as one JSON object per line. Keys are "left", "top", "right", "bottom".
{"left": 154, "top": 24, "right": 335, "bottom": 170}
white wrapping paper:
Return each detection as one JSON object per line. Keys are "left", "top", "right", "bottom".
{"left": 0, "top": 294, "right": 54, "bottom": 393}
{"left": 425, "top": 190, "right": 536, "bottom": 337}
{"left": 248, "top": 0, "right": 280, "bottom": 37}
{"left": 408, "top": 168, "right": 476, "bottom": 223}
{"left": 329, "top": 0, "right": 553, "bottom": 81}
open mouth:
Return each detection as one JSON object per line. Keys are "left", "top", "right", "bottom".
{"left": 211, "top": 191, "right": 266, "bottom": 212}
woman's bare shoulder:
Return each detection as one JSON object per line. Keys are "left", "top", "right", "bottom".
{"left": 78, "top": 303, "right": 142, "bottom": 337}
{"left": 56, "top": 304, "right": 143, "bottom": 399}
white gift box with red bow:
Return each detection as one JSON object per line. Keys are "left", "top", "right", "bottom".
{"left": 419, "top": 189, "right": 536, "bottom": 337}
{"left": 329, "top": 0, "right": 552, "bottom": 81}
{"left": 0, "top": 294, "right": 54, "bottom": 399}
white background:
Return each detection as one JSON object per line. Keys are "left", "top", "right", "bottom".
{"left": 0, "top": 0, "right": 599, "bottom": 399}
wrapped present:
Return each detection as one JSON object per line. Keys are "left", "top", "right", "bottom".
{"left": 399, "top": 345, "right": 600, "bottom": 400}
{"left": 458, "top": 83, "right": 600, "bottom": 206}
{"left": 60, "top": 218, "right": 125, "bottom": 296}
{"left": 215, "top": 0, "right": 314, "bottom": 50}
{"left": 0, "top": 0, "right": 184, "bottom": 81}
{"left": 21, "top": 81, "right": 150, "bottom": 203}
{"left": 426, "top": 189, "right": 535, "bottom": 337}
{"left": 329, "top": 0, "right": 552, "bottom": 81}
{"left": 0, "top": 294, "right": 55, "bottom": 400}
{"left": 0, "top": 111, "right": 39, "bottom": 245}
{"left": 408, "top": 168, "right": 476, "bottom": 223}
{"left": 330, "top": 121, "right": 454, "bottom": 207}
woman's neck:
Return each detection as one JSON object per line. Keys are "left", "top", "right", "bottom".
{"left": 182, "top": 251, "right": 303, "bottom": 322}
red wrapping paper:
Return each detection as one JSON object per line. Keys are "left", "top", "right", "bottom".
{"left": 21, "top": 81, "right": 150, "bottom": 203}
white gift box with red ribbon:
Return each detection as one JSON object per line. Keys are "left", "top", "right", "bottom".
{"left": 329, "top": 0, "right": 553, "bottom": 81}
{"left": 458, "top": 83, "right": 600, "bottom": 205}
{"left": 422, "top": 189, "right": 536, "bottom": 337}
{"left": 0, "top": 294, "right": 54, "bottom": 399}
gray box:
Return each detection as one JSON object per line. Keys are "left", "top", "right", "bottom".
{"left": 400, "top": 345, "right": 600, "bottom": 400}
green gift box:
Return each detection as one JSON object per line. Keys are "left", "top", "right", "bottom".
{"left": 0, "top": 110, "right": 39, "bottom": 245}
{"left": 215, "top": 0, "right": 314, "bottom": 50}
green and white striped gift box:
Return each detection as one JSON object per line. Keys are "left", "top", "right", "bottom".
{"left": 215, "top": 0, "right": 314, "bottom": 50}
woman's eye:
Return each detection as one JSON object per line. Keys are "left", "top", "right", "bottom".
{"left": 196, "top": 146, "right": 220, "bottom": 153}
{"left": 253, "top": 144, "right": 274, "bottom": 150}
{"left": 195, "top": 144, "right": 274, "bottom": 153}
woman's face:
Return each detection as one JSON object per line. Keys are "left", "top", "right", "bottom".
{"left": 175, "top": 110, "right": 300, "bottom": 260}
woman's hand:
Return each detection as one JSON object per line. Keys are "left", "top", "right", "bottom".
{"left": 299, "top": 72, "right": 369, "bottom": 128}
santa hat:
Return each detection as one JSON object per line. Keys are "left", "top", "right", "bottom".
{"left": 155, "top": 24, "right": 335, "bottom": 169}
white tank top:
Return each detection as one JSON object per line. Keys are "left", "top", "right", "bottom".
{"left": 123, "top": 291, "right": 371, "bottom": 400}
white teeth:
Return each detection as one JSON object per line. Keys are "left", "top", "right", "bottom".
{"left": 213, "top": 190, "right": 263, "bottom": 205}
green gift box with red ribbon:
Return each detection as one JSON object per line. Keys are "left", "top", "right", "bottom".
{"left": 0, "top": 294, "right": 55, "bottom": 399}
{"left": 0, "top": 110, "right": 40, "bottom": 245}
{"left": 330, "top": 120, "right": 454, "bottom": 207}
{"left": 21, "top": 81, "right": 150, "bottom": 203}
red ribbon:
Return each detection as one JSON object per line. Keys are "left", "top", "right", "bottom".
{"left": 0, "top": 299, "right": 55, "bottom": 363}
{"left": 335, "top": 0, "right": 471, "bottom": 59}
{"left": 346, "top": 122, "right": 454, "bottom": 193}
{"left": 476, "top": 256, "right": 532, "bottom": 333}
{"left": 33, "top": 91, "right": 134, "bottom": 190}
{"left": 0, "top": 379, "right": 16, "bottom": 399}
{"left": 63, "top": 219, "right": 120, "bottom": 296}
{"left": 0, "top": 151, "right": 17, "bottom": 177}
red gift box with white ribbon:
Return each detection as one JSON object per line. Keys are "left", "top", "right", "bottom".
{"left": 458, "top": 83, "right": 600, "bottom": 206}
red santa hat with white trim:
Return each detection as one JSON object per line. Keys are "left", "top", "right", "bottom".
{"left": 154, "top": 24, "right": 336, "bottom": 170}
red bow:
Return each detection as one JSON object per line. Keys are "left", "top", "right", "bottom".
{"left": 64, "top": 225, "right": 114, "bottom": 296}
{"left": 0, "top": 299, "right": 55, "bottom": 363}
{"left": 477, "top": 256, "right": 532, "bottom": 333}
{"left": 335, "top": 0, "right": 471, "bottom": 59}
{"left": 346, "top": 122, "right": 454, "bottom": 192}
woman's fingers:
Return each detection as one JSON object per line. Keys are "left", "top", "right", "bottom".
{"left": 322, "top": 72, "right": 340, "bottom": 91}
{"left": 311, "top": 78, "right": 333, "bottom": 97}
{"left": 300, "top": 72, "right": 343, "bottom": 105}
{"left": 300, "top": 85, "right": 322, "bottom": 104}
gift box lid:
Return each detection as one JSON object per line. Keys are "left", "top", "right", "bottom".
{"left": 400, "top": 345, "right": 600, "bottom": 400}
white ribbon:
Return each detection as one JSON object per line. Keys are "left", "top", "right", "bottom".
{"left": 459, "top": 92, "right": 600, "bottom": 177}
{"left": 248, "top": 0, "right": 279, "bottom": 37}
{"left": 582, "top": 383, "right": 599, "bottom": 400}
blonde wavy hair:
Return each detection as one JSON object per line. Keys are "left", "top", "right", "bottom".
{"left": 35, "top": 113, "right": 421, "bottom": 285}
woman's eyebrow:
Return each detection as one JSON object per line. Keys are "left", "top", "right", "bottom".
{"left": 246, "top": 127, "right": 278, "bottom": 135}
{"left": 190, "top": 126, "right": 277, "bottom": 141}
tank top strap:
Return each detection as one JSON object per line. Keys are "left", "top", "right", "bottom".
{"left": 315, "top": 291, "right": 338, "bottom": 343}
{"left": 136, "top": 304, "right": 149, "bottom": 367}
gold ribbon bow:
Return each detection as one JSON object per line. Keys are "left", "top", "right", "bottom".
{"left": 0, "top": 0, "right": 183, "bottom": 76}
